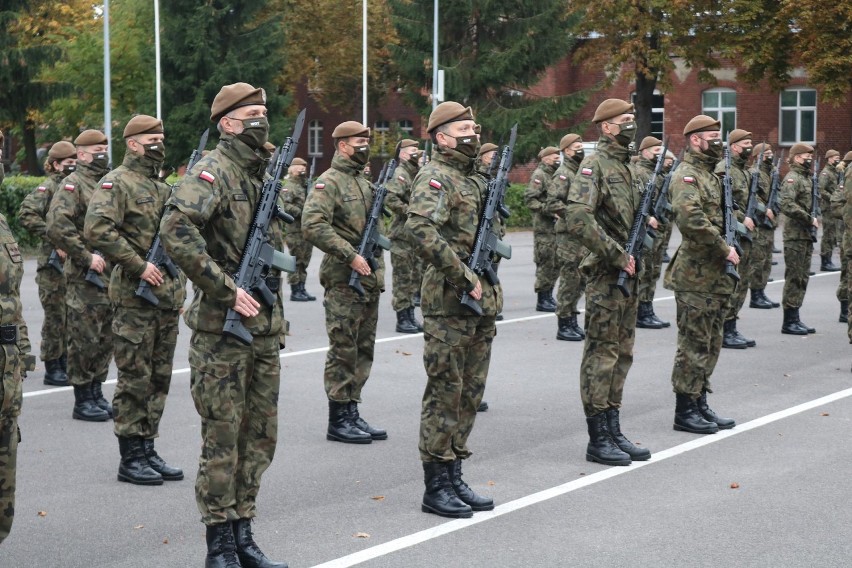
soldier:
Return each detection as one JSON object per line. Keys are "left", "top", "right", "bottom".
{"left": 546, "top": 132, "right": 587, "bottom": 341}
{"left": 406, "top": 101, "right": 497, "bottom": 519}
{"left": 748, "top": 143, "right": 781, "bottom": 310}
{"left": 665, "top": 114, "right": 739, "bottom": 435}
{"left": 280, "top": 157, "right": 317, "bottom": 302}
{"left": 0, "top": 211, "right": 35, "bottom": 544}
{"left": 715, "top": 129, "right": 756, "bottom": 349}
{"left": 661, "top": 149, "right": 676, "bottom": 263}
{"left": 631, "top": 136, "right": 669, "bottom": 330}
{"left": 832, "top": 150, "right": 852, "bottom": 323}
{"left": 524, "top": 146, "right": 561, "bottom": 312}
{"left": 302, "top": 121, "right": 387, "bottom": 445}
{"left": 18, "top": 140, "right": 77, "bottom": 387}
{"left": 46, "top": 129, "right": 114, "bottom": 422}
{"left": 386, "top": 139, "right": 424, "bottom": 334}
{"left": 159, "top": 82, "right": 287, "bottom": 568}
{"left": 819, "top": 150, "right": 842, "bottom": 271}
{"left": 565, "top": 99, "right": 650, "bottom": 467}
{"left": 780, "top": 143, "right": 820, "bottom": 335}
{"left": 84, "top": 115, "right": 186, "bottom": 486}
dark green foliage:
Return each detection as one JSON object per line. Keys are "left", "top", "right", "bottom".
{"left": 0, "top": 175, "right": 46, "bottom": 249}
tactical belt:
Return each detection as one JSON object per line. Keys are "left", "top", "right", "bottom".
{"left": 0, "top": 325, "right": 19, "bottom": 345}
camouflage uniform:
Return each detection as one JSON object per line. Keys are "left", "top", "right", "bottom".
{"left": 840, "top": 167, "right": 852, "bottom": 338}
{"left": 280, "top": 174, "right": 313, "bottom": 286}
{"left": 406, "top": 148, "right": 501, "bottom": 463}
{"left": 386, "top": 158, "right": 422, "bottom": 312}
{"left": 832, "top": 170, "right": 849, "bottom": 308}
{"left": 18, "top": 172, "right": 67, "bottom": 362}
{"left": 714, "top": 154, "right": 752, "bottom": 323}
{"left": 546, "top": 157, "right": 587, "bottom": 317}
{"left": 159, "top": 134, "right": 285, "bottom": 525}
{"left": 84, "top": 151, "right": 187, "bottom": 439}
{"left": 781, "top": 163, "right": 816, "bottom": 310}
{"left": 565, "top": 137, "right": 638, "bottom": 417}
{"left": 46, "top": 160, "right": 114, "bottom": 388}
{"left": 663, "top": 150, "right": 736, "bottom": 396}
{"left": 0, "top": 213, "right": 34, "bottom": 544}
{"left": 524, "top": 162, "right": 559, "bottom": 293}
{"left": 819, "top": 163, "right": 840, "bottom": 258}
{"left": 749, "top": 157, "right": 776, "bottom": 290}
{"left": 302, "top": 152, "right": 385, "bottom": 403}
{"left": 630, "top": 157, "right": 667, "bottom": 304}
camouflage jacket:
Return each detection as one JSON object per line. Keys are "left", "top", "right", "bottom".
{"left": 159, "top": 134, "right": 285, "bottom": 337}
{"left": 524, "top": 162, "right": 557, "bottom": 231}
{"left": 818, "top": 163, "right": 839, "bottom": 206}
{"left": 664, "top": 150, "right": 734, "bottom": 295}
{"left": 473, "top": 159, "right": 505, "bottom": 238}
{"left": 714, "top": 154, "right": 750, "bottom": 223}
{"left": 302, "top": 152, "right": 385, "bottom": 294}
{"left": 46, "top": 160, "right": 113, "bottom": 305}
{"left": 631, "top": 157, "right": 667, "bottom": 226}
{"left": 280, "top": 174, "right": 307, "bottom": 231}
{"left": 781, "top": 163, "right": 816, "bottom": 242}
{"left": 565, "top": 137, "right": 636, "bottom": 275}
{"left": 406, "top": 147, "right": 502, "bottom": 317}
{"left": 18, "top": 171, "right": 64, "bottom": 265}
{"left": 755, "top": 158, "right": 777, "bottom": 228}
{"left": 546, "top": 158, "right": 580, "bottom": 234}
{"left": 385, "top": 158, "right": 418, "bottom": 241}
{"left": 84, "top": 152, "right": 186, "bottom": 310}
{"left": 842, "top": 167, "right": 852, "bottom": 258}
{"left": 830, "top": 166, "right": 848, "bottom": 221}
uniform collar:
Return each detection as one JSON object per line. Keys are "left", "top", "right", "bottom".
{"left": 684, "top": 149, "right": 717, "bottom": 171}
{"left": 218, "top": 134, "right": 268, "bottom": 178}
{"left": 122, "top": 151, "right": 160, "bottom": 179}
{"left": 596, "top": 137, "right": 630, "bottom": 164}
{"left": 434, "top": 147, "right": 475, "bottom": 175}
{"left": 331, "top": 151, "right": 365, "bottom": 176}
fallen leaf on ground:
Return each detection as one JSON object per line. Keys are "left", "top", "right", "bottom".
{"left": 820, "top": 412, "right": 830, "bottom": 416}
{"left": 487, "top": 480, "right": 496, "bottom": 486}
{"left": 134, "top": 524, "right": 144, "bottom": 529}
{"left": 371, "top": 496, "right": 385, "bottom": 501}
{"left": 37, "top": 511, "right": 47, "bottom": 517}
{"left": 354, "top": 532, "right": 370, "bottom": 539}
{"left": 730, "top": 482, "right": 740, "bottom": 489}
{"left": 401, "top": 351, "right": 411, "bottom": 356}
{"left": 162, "top": 538, "right": 169, "bottom": 544}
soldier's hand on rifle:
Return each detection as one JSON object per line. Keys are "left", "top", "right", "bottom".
{"left": 90, "top": 253, "right": 106, "bottom": 273}
{"left": 812, "top": 218, "right": 820, "bottom": 229}
{"left": 766, "top": 209, "right": 775, "bottom": 221}
{"left": 726, "top": 247, "right": 740, "bottom": 265}
{"left": 350, "top": 254, "right": 372, "bottom": 276}
{"left": 234, "top": 288, "right": 260, "bottom": 318}
{"left": 469, "top": 280, "right": 482, "bottom": 301}
{"left": 141, "top": 262, "right": 164, "bottom": 286}
{"left": 648, "top": 217, "right": 659, "bottom": 230}
{"left": 744, "top": 217, "right": 755, "bottom": 231}
{"left": 57, "top": 249, "right": 67, "bottom": 260}
{"left": 623, "top": 255, "right": 636, "bottom": 276}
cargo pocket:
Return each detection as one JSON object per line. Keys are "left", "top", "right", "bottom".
{"left": 1, "top": 345, "right": 23, "bottom": 418}
{"left": 188, "top": 350, "right": 236, "bottom": 423}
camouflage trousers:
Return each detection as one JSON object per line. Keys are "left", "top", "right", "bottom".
{"left": 845, "top": 258, "right": 852, "bottom": 342}
{"left": 112, "top": 307, "right": 180, "bottom": 439}
{"left": 0, "top": 343, "right": 24, "bottom": 544}
{"left": 533, "top": 230, "right": 559, "bottom": 292}
{"left": 322, "top": 286, "right": 379, "bottom": 403}
{"left": 670, "top": 291, "right": 726, "bottom": 397}
{"left": 782, "top": 240, "right": 813, "bottom": 309}
{"left": 66, "top": 301, "right": 113, "bottom": 387}
{"left": 35, "top": 266, "right": 66, "bottom": 361}
{"left": 189, "top": 331, "right": 279, "bottom": 526}
{"left": 748, "top": 225, "right": 775, "bottom": 289}
{"left": 419, "top": 315, "right": 495, "bottom": 463}
{"left": 390, "top": 247, "right": 423, "bottom": 312}
{"left": 554, "top": 233, "right": 587, "bottom": 318}
{"left": 725, "top": 238, "right": 752, "bottom": 321}
{"left": 285, "top": 232, "right": 313, "bottom": 285}
{"left": 820, "top": 210, "right": 840, "bottom": 257}
{"left": 637, "top": 222, "right": 672, "bottom": 303}
{"left": 579, "top": 271, "right": 638, "bottom": 417}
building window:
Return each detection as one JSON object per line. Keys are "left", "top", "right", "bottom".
{"left": 631, "top": 91, "right": 664, "bottom": 138}
{"left": 308, "top": 120, "right": 323, "bottom": 157}
{"left": 399, "top": 119, "right": 414, "bottom": 136}
{"left": 373, "top": 120, "right": 391, "bottom": 157}
{"left": 702, "top": 89, "right": 737, "bottom": 140}
{"left": 780, "top": 88, "right": 817, "bottom": 145}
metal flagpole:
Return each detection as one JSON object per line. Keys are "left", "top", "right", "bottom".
{"left": 432, "top": 0, "right": 439, "bottom": 110}
{"left": 154, "top": 0, "right": 162, "bottom": 120}
{"left": 103, "top": 0, "right": 112, "bottom": 162}
{"left": 362, "top": 0, "right": 368, "bottom": 125}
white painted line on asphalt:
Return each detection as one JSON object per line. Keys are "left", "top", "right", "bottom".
{"left": 309, "top": 385, "right": 852, "bottom": 568}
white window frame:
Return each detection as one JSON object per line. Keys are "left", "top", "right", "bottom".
{"left": 373, "top": 120, "right": 391, "bottom": 157}
{"left": 631, "top": 90, "right": 664, "bottom": 139}
{"left": 398, "top": 119, "right": 414, "bottom": 136}
{"left": 701, "top": 88, "right": 737, "bottom": 141}
{"left": 779, "top": 88, "right": 817, "bottom": 145}
{"left": 308, "top": 120, "right": 323, "bottom": 157}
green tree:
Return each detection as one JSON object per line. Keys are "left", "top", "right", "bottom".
{"left": 388, "top": 0, "right": 586, "bottom": 161}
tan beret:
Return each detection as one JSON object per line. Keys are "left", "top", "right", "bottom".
{"left": 789, "top": 143, "right": 814, "bottom": 157}
{"left": 48, "top": 141, "right": 76, "bottom": 160}
{"left": 728, "top": 129, "right": 752, "bottom": 145}
{"left": 538, "top": 146, "right": 559, "bottom": 159}
{"left": 665, "top": 150, "right": 675, "bottom": 160}
{"left": 427, "top": 101, "right": 475, "bottom": 133}
{"left": 559, "top": 133, "right": 581, "bottom": 150}
{"left": 639, "top": 136, "right": 662, "bottom": 152}
{"left": 399, "top": 139, "right": 419, "bottom": 149}
{"left": 123, "top": 115, "right": 163, "bottom": 138}
{"left": 592, "top": 99, "right": 634, "bottom": 123}
{"left": 210, "top": 82, "right": 267, "bottom": 122}
{"left": 753, "top": 143, "right": 773, "bottom": 156}
{"left": 826, "top": 149, "right": 840, "bottom": 159}
{"left": 844, "top": 151, "right": 852, "bottom": 162}
{"left": 478, "top": 143, "right": 498, "bottom": 157}
{"left": 332, "top": 121, "right": 370, "bottom": 139}
{"left": 291, "top": 157, "right": 307, "bottom": 167}
{"left": 74, "top": 129, "right": 108, "bottom": 146}
{"left": 683, "top": 115, "right": 720, "bottom": 136}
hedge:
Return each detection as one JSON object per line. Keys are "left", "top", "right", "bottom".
{"left": 1, "top": 175, "right": 47, "bottom": 250}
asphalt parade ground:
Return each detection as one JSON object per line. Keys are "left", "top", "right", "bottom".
{"left": 2, "top": 229, "right": 851, "bottom": 568}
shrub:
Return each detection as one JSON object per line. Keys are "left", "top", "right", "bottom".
{"left": 0, "top": 175, "right": 47, "bottom": 249}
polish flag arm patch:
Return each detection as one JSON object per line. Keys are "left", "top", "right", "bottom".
{"left": 682, "top": 176, "right": 695, "bottom": 184}
{"left": 533, "top": 178, "right": 542, "bottom": 184}
{"left": 786, "top": 178, "right": 795, "bottom": 184}
{"left": 101, "top": 182, "right": 113, "bottom": 189}
{"left": 37, "top": 186, "right": 47, "bottom": 192}
{"left": 314, "top": 182, "right": 326, "bottom": 190}
{"left": 559, "top": 175, "right": 567, "bottom": 180}
{"left": 581, "top": 168, "right": 593, "bottom": 176}
{"left": 64, "top": 184, "right": 75, "bottom": 192}
{"left": 429, "top": 179, "right": 442, "bottom": 189}
{"left": 398, "top": 175, "right": 406, "bottom": 183}
{"left": 199, "top": 171, "right": 216, "bottom": 183}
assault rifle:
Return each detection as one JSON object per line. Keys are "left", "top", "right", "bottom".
{"left": 742, "top": 142, "right": 767, "bottom": 243}
{"left": 306, "top": 156, "right": 316, "bottom": 195}
{"left": 651, "top": 149, "right": 682, "bottom": 224}
{"left": 47, "top": 249, "right": 64, "bottom": 273}
{"left": 222, "top": 109, "right": 305, "bottom": 345}
{"left": 85, "top": 250, "right": 106, "bottom": 289}
{"left": 764, "top": 151, "right": 784, "bottom": 229}
{"left": 810, "top": 156, "right": 821, "bottom": 243}
{"left": 722, "top": 135, "right": 743, "bottom": 282}
{"left": 616, "top": 138, "right": 668, "bottom": 297}
{"left": 459, "top": 124, "right": 516, "bottom": 315}
{"left": 349, "top": 158, "right": 394, "bottom": 297}
{"left": 135, "top": 129, "right": 210, "bottom": 305}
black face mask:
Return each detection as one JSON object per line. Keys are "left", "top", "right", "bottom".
{"left": 701, "top": 139, "right": 723, "bottom": 160}
{"left": 453, "top": 135, "right": 481, "bottom": 159}
{"left": 739, "top": 147, "right": 753, "bottom": 159}
{"left": 571, "top": 149, "right": 585, "bottom": 163}
{"left": 143, "top": 142, "right": 166, "bottom": 164}
{"left": 612, "top": 122, "right": 637, "bottom": 147}
{"left": 802, "top": 159, "right": 813, "bottom": 169}
{"left": 348, "top": 144, "right": 370, "bottom": 165}
{"left": 89, "top": 152, "right": 110, "bottom": 173}
{"left": 62, "top": 164, "right": 76, "bottom": 176}
{"left": 408, "top": 153, "right": 421, "bottom": 167}
{"left": 236, "top": 116, "right": 269, "bottom": 150}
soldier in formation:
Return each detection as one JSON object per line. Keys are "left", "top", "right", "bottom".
{"left": 819, "top": 150, "right": 842, "bottom": 272}
{"left": 280, "top": 156, "right": 317, "bottom": 302}
{"left": 832, "top": 151, "right": 852, "bottom": 324}
{"left": 524, "top": 146, "right": 561, "bottom": 312}
{"left": 748, "top": 143, "right": 781, "bottom": 311}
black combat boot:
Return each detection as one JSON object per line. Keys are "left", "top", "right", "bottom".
{"left": 585, "top": 413, "right": 631, "bottom": 466}
{"left": 233, "top": 518, "right": 288, "bottom": 568}
{"left": 60, "top": 353, "right": 68, "bottom": 373}
{"left": 347, "top": 401, "right": 387, "bottom": 440}
{"left": 556, "top": 316, "right": 583, "bottom": 341}
{"left": 821, "top": 254, "right": 840, "bottom": 272}
{"left": 636, "top": 301, "right": 664, "bottom": 329}
{"left": 395, "top": 309, "right": 420, "bottom": 334}
{"left": 43, "top": 358, "right": 68, "bottom": 387}
{"left": 696, "top": 391, "right": 736, "bottom": 430}
{"left": 840, "top": 300, "right": 849, "bottom": 323}
{"left": 143, "top": 439, "right": 184, "bottom": 481}
{"left": 298, "top": 283, "right": 316, "bottom": 301}
{"left": 571, "top": 313, "right": 586, "bottom": 339}
{"left": 477, "top": 400, "right": 489, "bottom": 412}
{"left": 604, "top": 408, "right": 651, "bottom": 461}
{"left": 448, "top": 459, "right": 494, "bottom": 511}
{"left": 535, "top": 291, "right": 556, "bottom": 312}
{"left": 407, "top": 307, "right": 424, "bottom": 332}
{"left": 673, "top": 393, "right": 719, "bottom": 434}
{"left": 290, "top": 283, "right": 311, "bottom": 302}
{"left": 421, "top": 462, "right": 473, "bottom": 518}
{"left": 413, "top": 291, "right": 421, "bottom": 307}
{"left": 72, "top": 384, "right": 109, "bottom": 422}
{"left": 781, "top": 307, "right": 809, "bottom": 335}
{"left": 117, "top": 437, "right": 163, "bottom": 486}
{"left": 546, "top": 288, "right": 557, "bottom": 310}
{"left": 647, "top": 304, "right": 670, "bottom": 328}
{"left": 749, "top": 289, "right": 774, "bottom": 309}
{"left": 91, "top": 380, "right": 113, "bottom": 418}
{"left": 761, "top": 290, "right": 780, "bottom": 308}
{"left": 205, "top": 523, "right": 242, "bottom": 568}
{"left": 796, "top": 308, "right": 816, "bottom": 333}
{"left": 326, "top": 400, "right": 371, "bottom": 444}
{"left": 730, "top": 320, "right": 756, "bottom": 348}
{"left": 495, "top": 312, "right": 504, "bottom": 321}
{"left": 722, "top": 319, "right": 748, "bottom": 349}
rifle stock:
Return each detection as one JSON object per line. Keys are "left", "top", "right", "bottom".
{"left": 47, "top": 249, "right": 64, "bottom": 274}
{"left": 810, "top": 156, "right": 820, "bottom": 242}
{"left": 722, "top": 135, "right": 741, "bottom": 282}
